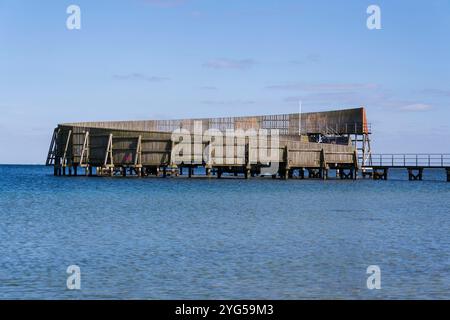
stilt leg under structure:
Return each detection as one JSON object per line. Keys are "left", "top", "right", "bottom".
{"left": 361, "top": 170, "right": 373, "bottom": 179}
{"left": 244, "top": 167, "right": 251, "bottom": 179}
{"left": 373, "top": 168, "right": 388, "bottom": 180}
{"left": 408, "top": 168, "right": 423, "bottom": 181}
{"left": 339, "top": 168, "right": 355, "bottom": 180}
{"left": 307, "top": 168, "right": 322, "bottom": 179}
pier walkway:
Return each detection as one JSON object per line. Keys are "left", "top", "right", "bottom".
{"left": 362, "top": 154, "right": 450, "bottom": 181}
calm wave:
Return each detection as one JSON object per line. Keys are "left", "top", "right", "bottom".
{"left": 1, "top": 165, "right": 449, "bottom": 299}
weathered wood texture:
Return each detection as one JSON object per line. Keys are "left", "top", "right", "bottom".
{"left": 287, "top": 141, "right": 355, "bottom": 169}
{"left": 62, "top": 107, "right": 369, "bottom": 135}
{"left": 53, "top": 124, "right": 356, "bottom": 171}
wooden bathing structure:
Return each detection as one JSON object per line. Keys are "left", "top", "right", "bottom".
{"left": 46, "top": 107, "right": 450, "bottom": 181}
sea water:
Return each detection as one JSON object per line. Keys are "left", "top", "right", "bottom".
{"left": 0, "top": 165, "right": 449, "bottom": 299}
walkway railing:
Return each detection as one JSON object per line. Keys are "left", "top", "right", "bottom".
{"left": 367, "top": 154, "right": 450, "bottom": 168}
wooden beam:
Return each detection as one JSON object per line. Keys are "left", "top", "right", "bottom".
{"left": 79, "top": 131, "right": 90, "bottom": 166}
{"left": 62, "top": 129, "right": 72, "bottom": 167}
{"left": 104, "top": 133, "right": 114, "bottom": 167}
{"left": 135, "top": 135, "right": 142, "bottom": 166}
{"left": 46, "top": 128, "right": 58, "bottom": 166}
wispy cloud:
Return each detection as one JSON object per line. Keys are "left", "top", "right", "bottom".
{"left": 201, "top": 100, "right": 256, "bottom": 105}
{"left": 189, "top": 10, "right": 203, "bottom": 17}
{"left": 200, "top": 86, "right": 218, "bottom": 90}
{"left": 203, "top": 58, "right": 256, "bottom": 70}
{"left": 281, "top": 88, "right": 433, "bottom": 114}
{"left": 266, "top": 82, "right": 379, "bottom": 91}
{"left": 399, "top": 103, "right": 432, "bottom": 112}
{"left": 276, "top": 82, "right": 393, "bottom": 109}
{"left": 290, "top": 53, "right": 321, "bottom": 65}
{"left": 422, "top": 88, "right": 450, "bottom": 97}
{"left": 142, "top": 0, "right": 186, "bottom": 8}
{"left": 113, "top": 73, "right": 169, "bottom": 83}
{"left": 282, "top": 92, "right": 378, "bottom": 106}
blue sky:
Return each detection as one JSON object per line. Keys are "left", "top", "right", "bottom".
{"left": 1, "top": 0, "right": 449, "bottom": 163}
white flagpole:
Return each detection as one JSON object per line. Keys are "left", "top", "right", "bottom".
{"left": 298, "top": 100, "right": 302, "bottom": 136}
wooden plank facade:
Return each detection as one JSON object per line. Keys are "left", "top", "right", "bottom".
{"left": 47, "top": 108, "right": 367, "bottom": 179}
